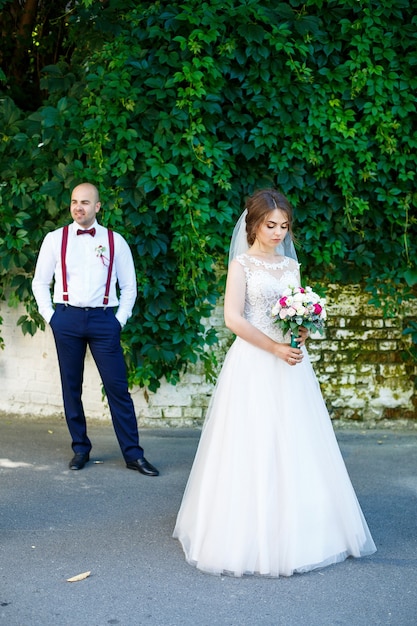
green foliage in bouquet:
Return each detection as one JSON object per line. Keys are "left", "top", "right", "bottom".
{"left": 0, "top": 0, "right": 416, "bottom": 390}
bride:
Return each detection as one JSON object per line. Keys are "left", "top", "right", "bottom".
{"left": 173, "top": 188, "right": 376, "bottom": 577}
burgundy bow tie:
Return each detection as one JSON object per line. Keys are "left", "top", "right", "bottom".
{"left": 77, "top": 228, "right": 96, "bottom": 237}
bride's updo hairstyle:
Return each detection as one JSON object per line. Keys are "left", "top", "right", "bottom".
{"left": 245, "top": 188, "right": 294, "bottom": 246}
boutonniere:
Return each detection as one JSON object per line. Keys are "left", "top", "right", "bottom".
{"left": 95, "top": 245, "right": 109, "bottom": 267}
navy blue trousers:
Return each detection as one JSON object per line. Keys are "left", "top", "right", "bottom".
{"left": 50, "top": 304, "right": 143, "bottom": 462}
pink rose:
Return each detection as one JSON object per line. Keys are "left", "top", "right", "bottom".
{"left": 279, "top": 296, "right": 288, "bottom": 307}
{"left": 313, "top": 303, "right": 322, "bottom": 315}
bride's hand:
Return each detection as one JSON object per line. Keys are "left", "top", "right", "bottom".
{"left": 296, "top": 326, "right": 309, "bottom": 348}
{"left": 276, "top": 344, "right": 304, "bottom": 366}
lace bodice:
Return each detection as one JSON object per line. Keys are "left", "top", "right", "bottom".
{"left": 236, "top": 254, "right": 301, "bottom": 343}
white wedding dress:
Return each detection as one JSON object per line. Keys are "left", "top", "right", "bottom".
{"left": 173, "top": 254, "right": 376, "bottom": 577}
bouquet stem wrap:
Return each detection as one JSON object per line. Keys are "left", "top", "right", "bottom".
{"left": 290, "top": 333, "right": 299, "bottom": 348}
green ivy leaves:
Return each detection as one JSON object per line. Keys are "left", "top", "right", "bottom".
{"left": 0, "top": 0, "right": 416, "bottom": 390}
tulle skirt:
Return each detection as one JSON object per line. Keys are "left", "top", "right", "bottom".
{"left": 173, "top": 337, "right": 376, "bottom": 577}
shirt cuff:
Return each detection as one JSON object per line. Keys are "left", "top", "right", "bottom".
{"left": 44, "top": 308, "right": 55, "bottom": 324}
{"left": 115, "top": 312, "right": 126, "bottom": 328}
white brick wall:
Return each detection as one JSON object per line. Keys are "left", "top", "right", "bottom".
{"left": 0, "top": 302, "right": 213, "bottom": 426}
{"left": 1, "top": 286, "right": 416, "bottom": 427}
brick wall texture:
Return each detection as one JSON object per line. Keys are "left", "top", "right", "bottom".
{"left": 1, "top": 284, "right": 416, "bottom": 428}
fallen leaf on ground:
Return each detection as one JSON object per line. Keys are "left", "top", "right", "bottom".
{"left": 66, "top": 571, "right": 91, "bottom": 582}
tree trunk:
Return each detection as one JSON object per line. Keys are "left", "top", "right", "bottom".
{"left": 11, "top": 0, "right": 39, "bottom": 82}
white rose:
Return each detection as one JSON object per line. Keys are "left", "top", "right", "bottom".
{"left": 295, "top": 305, "right": 306, "bottom": 316}
{"left": 293, "top": 292, "right": 305, "bottom": 302}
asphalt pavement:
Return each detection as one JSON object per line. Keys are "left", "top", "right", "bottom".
{"left": 0, "top": 416, "right": 416, "bottom": 626}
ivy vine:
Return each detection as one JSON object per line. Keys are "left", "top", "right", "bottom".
{"left": 0, "top": 0, "right": 416, "bottom": 391}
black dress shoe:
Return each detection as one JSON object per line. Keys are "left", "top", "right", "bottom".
{"left": 69, "top": 452, "right": 90, "bottom": 470}
{"left": 126, "top": 457, "right": 159, "bottom": 476}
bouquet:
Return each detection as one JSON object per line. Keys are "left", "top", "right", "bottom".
{"left": 271, "top": 286, "right": 327, "bottom": 347}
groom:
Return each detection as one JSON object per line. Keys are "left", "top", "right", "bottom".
{"left": 32, "top": 182, "right": 159, "bottom": 476}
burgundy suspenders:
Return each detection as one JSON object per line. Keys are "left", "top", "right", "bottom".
{"left": 61, "top": 225, "right": 114, "bottom": 306}
{"left": 103, "top": 229, "right": 114, "bottom": 306}
{"left": 61, "top": 225, "right": 69, "bottom": 302}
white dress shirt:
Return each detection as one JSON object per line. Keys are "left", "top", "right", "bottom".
{"left": 32, "top": 221, "right": 137, "bottom": 327}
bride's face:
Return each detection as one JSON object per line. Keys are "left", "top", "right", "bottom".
{"left": 255, "top": 208, "right": 289, "bottom": 250}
